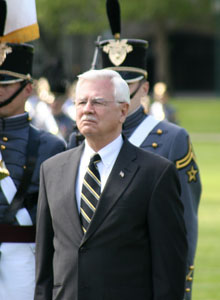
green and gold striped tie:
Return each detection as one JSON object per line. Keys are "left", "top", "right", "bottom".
{"left": 80, "top": 153, "right": 101, "bottom": 233}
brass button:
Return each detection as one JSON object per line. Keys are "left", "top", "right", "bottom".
{"left": 1, "top": 145, "right": 6, "bottom": 150}
{"left": 2, "top": 137, "right": 8, "bottom": 142}
{"left": 189, "top": 265, "right": 194, "bottom": 270}
{"left": 185, "top": 288, "right": 191, "bottom": 292}
{"left": 187, "top": 277, "right": 193, "bottom": 281}
{"left": 28, "top": 116, "right": 32, "bottom": 121}
{"left": 23, "top": 165, "right": 27, "bottom": 169}
{"left": 157, "top": 129, "right": 163, "bottom": 135}
{"left": 152, "top": 142, "right": 158, "bottom": 148}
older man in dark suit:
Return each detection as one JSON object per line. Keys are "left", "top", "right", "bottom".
{"left": 34, "top": 69, "right": 187, "bottom": 300}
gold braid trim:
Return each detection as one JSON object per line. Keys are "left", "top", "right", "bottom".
{"left": 176, "top": 137, "right": 196, "bottom": 169}
{"left": 105, "top": 66, "right": 148, "bottom": 79}
{"left": 0, "top": 70, "right": 32, "bottom": 81}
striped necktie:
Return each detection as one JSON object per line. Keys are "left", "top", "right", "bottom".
{"left": 80, "top": 153, "right": 101, "bottom": 233}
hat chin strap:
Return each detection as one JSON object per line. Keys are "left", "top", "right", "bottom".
{"left": 0, "top": 80, "right": 29, "bottom": 108}
{"left": 130, "top": 79, "right": 145, "bottom": 100}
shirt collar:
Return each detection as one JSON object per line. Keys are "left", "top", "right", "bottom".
{"left": 84, "top": 135, "right": 123, "bottom": 168}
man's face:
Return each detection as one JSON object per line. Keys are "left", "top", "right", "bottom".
{"left": 0, "top": 82, "right": 29, "bottom": 118}
{"left": 75, "top": 78, "right": 128, "bottom": 146}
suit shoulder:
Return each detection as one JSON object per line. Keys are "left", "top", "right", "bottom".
{"left": 42, "top": 146, "right": 79, "bottom": 169}
{"left": 129, "top": 142, "right": 179, "bottom": 188}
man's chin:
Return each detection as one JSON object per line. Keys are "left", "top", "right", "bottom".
{"left": 80, "top": 124, "right": 97, "bottom": 134}
{"left": 81, "top": 131, "right": 96, "bottom": 137}
{"left": 80, "top": 128, "right": 96, "bottom": 136}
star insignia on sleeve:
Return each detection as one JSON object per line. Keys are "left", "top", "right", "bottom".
{"left": 187, "top": 166, "right": 198, "bottom": 182}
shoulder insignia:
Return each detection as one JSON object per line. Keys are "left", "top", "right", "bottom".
{"left": 187, "top": 166, "right": 198, "bottom": 182}
{"left": 175, "top": 137, "right": 196, "bottom": 170}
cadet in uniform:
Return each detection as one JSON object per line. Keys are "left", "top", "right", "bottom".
{"left": 68, "top": 1, "right": 202, "bottom": 299}
{"left": 0, "top": 43, "right": 66, "bottom": 300}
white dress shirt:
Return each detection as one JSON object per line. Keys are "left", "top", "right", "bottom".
{"left": 75, "top": 135, "right": 123, "bottom": 213}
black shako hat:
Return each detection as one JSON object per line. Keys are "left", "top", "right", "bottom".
{"left": 97, "top": 38, "right": 148, "bottom": 83}
{"left": 95, "top": 0, "right": 148, "bottom": 83}
{"left": 0, "top": 43, "right": 34, "bottom": 84}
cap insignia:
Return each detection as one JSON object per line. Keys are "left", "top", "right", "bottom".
{"left": 0, "top": 43, "right": 12, "bottom": 66}
{"left": 103, "top": 39, "right": 133, "bottom": 66}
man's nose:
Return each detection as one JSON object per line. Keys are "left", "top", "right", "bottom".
{"left": 83, "top": 101, "right": 94, "bottom": 112}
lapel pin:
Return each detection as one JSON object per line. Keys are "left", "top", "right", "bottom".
{"left": 119, "top": 171, "right": 124, "bottom": 178}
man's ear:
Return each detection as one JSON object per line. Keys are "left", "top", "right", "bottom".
{"left": 142, "top": 81, "right": 149, "bottom": 94}
{"left": 119, "top": 102, "right": 129, "bottom": 123}
{"left": 24, "top": 82, "right": 33, "bottom": 97}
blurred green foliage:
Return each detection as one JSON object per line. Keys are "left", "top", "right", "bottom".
{"left": 36, "top": 0, "right": 214, "bottom": 36}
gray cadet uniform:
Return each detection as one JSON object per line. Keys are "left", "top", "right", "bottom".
{"left": 0, "top": 43, "right": 66, "bottom": 300}
{"left": 0, "top": 113, "right": 66, "bottom": 225}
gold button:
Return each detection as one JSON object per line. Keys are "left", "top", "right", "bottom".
{"left": 189, "top": 265, "right": 194, "bottom": 270}
{"left": 185, "top": 288, "right": 191, "bottom": 292}
{"left": 28, "top": 116, "right": 32, "bottom": 121}
{"left": 157, "top": 129, "right": 163, "bottom": 135}
{"left": 2, "top": 137, "right": 8, "bottom": 142}
{"left": 1, "top": 145, "right": 6, "bottom": 150}
{"left": 152, "top": 142, "right": 158, "bottom": 148}
{"left": 187, "top": 277, "right": 193, "bottom": 281}
{"left": 23, "top": 165, "right": 27, "bottom": 169}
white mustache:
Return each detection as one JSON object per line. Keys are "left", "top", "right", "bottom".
{"left": 81, "top": 115, "right": 97, "bottom": 122}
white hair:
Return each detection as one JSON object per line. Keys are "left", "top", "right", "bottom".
{"left": 76, "top": 69, "right": 130, "bottom": 104}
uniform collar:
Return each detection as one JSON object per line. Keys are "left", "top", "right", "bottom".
{"left": 123, "top": 105, "right": 147, "bottom": 134}
{"left": 0, "top": 112, "right": 30, "bottom": 131}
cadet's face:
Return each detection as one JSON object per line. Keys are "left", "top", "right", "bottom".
{"left": 75, "top": 78, "right": 128, "bottom": 149}
{"left": 128, "top": 80, "right": 149, "bottom": 114}
{"left": 0, "top": 82, "right": 32, "bottom": 118}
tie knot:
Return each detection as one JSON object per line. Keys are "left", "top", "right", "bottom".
{"left": 90, "top": 153, "right": 101, "bottom": 165}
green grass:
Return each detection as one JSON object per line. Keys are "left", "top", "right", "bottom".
{"left": 170, "top": 98, "right": 220, "bottom": 300}
{"left": 193, "top": 142, "right": 220, "bottom": 300}
{"left": 171, "top": 97, "right": 220, "bottom": 133}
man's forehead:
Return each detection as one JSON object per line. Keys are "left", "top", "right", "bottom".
{"left": 79, "top": 77, "right": 111, "bottom": 87}
{"left": 77, "top": 79, "right": 114, "bottom": 97}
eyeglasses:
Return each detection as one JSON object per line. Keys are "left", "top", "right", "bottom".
{"left": 75, "top": 98, "right": 123, "bottom": 108}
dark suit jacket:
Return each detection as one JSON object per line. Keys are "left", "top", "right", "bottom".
{"left": 34, "top": 138, "right": 187, "bottom": 300}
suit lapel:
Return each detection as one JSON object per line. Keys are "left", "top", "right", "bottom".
{"left": 81, "top": 139, "right": 139, "bottom": 245}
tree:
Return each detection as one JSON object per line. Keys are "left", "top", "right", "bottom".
{"left": 36, "top": 0, "right": 215, "bottom": 87}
